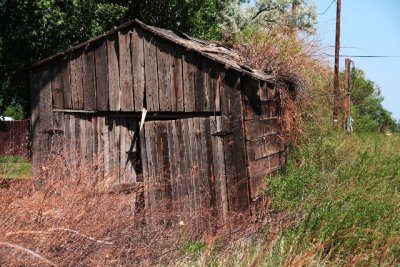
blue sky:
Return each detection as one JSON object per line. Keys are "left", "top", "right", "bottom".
{"left": 316, "top": 0, "right": 400, "bottom": 120}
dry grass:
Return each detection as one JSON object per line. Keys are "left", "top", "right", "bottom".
{"left": 0, "top": 153, "right": 274, "bottom": 266}
{"left": 231, "top": 25, "right": 332, "bottom": 144}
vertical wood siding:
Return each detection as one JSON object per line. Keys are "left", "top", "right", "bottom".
{"left": 29, "top": 23, "right": 286, "bottom": 230}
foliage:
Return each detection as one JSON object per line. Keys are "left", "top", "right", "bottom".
{"left": 220, "top": 0, "right": 317, "bottom": 40}
{"left": 0, "top": 0, "right": 128, "bottom": 118}
{"left": 266, "top": 132, "right": 400, "bottom": 265}
{"left": 349, "top": 68, "right": 398, "bottom": 132}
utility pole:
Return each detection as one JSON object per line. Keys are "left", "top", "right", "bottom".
{"left": 343, "top": 58, "right": 351, "bottom": 130}
{"left": 333, "top": 0, "right": 341, "bottom": 126}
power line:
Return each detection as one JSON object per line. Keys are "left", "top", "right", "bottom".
{"left": 325, "top": 54, "right": 400, "bottom": 58}
{"left": 318, "top": 0, "right": 336, "bottom": 15}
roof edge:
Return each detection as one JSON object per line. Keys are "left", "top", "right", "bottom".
{"left": 31, "top": 20, "right": 274, "bottom": 82}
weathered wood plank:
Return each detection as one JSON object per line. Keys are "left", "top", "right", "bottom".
{"left": 182, "top": 119, "right": 195, "bottom": 218}
{"left": 94, "top": 39, "right": 109, "bottom": 111}
{"left": 157, "top": 39, "right": 172, "bottom": 111}
{"left": 156, "top": 121, "right": 172, "bottom": 222}
{"left": 144, "top": 121, "right": 157, "bottom": 211}
{"left": 38, "top": 64, "right": 53, "bottom": 165}
{"left": 112, "top": 118, "right": 121, "bottom": 181}
{"left": 175, "top": 119, "right": 188, "bottom": 216}
{"left": 82, "top": 47, "right": 96, "bottom": 110}
{"left": 171, "top": 48, "right": 184, "bottom": 111}
{"left": 79, "top": 115, "right": 87, "bottom": 163}
{"left": 103, "top": 117, "right": 111, "bottom": 177}
{"left": 242, "top": 76, "right": 261, "bottom": 120}
{"left": 70, "top": 51, "right": 84, "bottom": 109}
{"left": 244, "top": 118, "right": 279, "bottom": 141}
{"left": 107, "top": 34, "right": 120, "bottom": 111}
{"left": 220, "top": 69, "right": 249, "bottom": 213}
{"left": 198, "top": 117, "right": 212, "bottom": 231}
{"left": 183, "top": 51, "right": 196, "bottom": 112}
{"left": 69, "top": 114, "right": 77, "bottom": 173}
{"left": 63, "top": 114, "right": 71, "bottom": 173}
{"left": 51, "top": 60, "right": 64, "bottom": 109}
{"left": 195, "top": 56, "right": 207, "bottom": 111}
{"left": 140, "top": 121, "right": 151, "bottom": 217}
{"left": 214, "top": 63, "right": 221, "bottom": 112}
{"left": 131, "top": 27, "right": 145, "bottom": 111}
{"left": 119, "top": 30, "right": 134, "bottom": 111}
{"left": 51, "top": 112, "right": 64, "bottom": 153}
{"left": 188, "top": 118, "right": 200, "bottom": 226}
{"left": 208, "top": 61, "right": 218, "bottom": 112}
{"left": 143, "top": 31, "right": 159, "bottom": 111}
{"left": 92, "top": 116, "right": 98, "bottom": 162}
{"left": 120, "top": 118, "right": 137, "bottom": 183}
{"left": 248, "top": 153, "right": 281, "bottom": 199}
{"left": 85, "top": 115, "right": 94, "bottom": 164}
{"left": 60, "top": 57, "right": 72, "bottom": 109}
{"left": 244, "top": 100, "right": 279, "bottom": 120}
{"left": 246, "top": 134, "right": 283, "bottom": 162}
{"left": 29, "top": 69, "right": 41, "bottom": 175}
{"left": 209, "top": 116, "right": 228, "bottom": 223}
{"left": 96, "top": 116, "right": 105, "bottom": 175}
{"left": 167, "top": 121, "right": 178, "bottom": 207}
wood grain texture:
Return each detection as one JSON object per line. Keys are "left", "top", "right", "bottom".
{"left": 171, "top": 47, "right": 184, "bottom": 111}
{"left": 143, "top": 31, "right": 159, "bottom": 111}
{"left": 70, "top": 50, "right": 84, "bottom": 109}
{"left": 248, "top": 153, "right": 281, "bottom": 199}
{"left": 103, "top": 117, "right": 111, "bottom": 177}
{"left": 131, "top": 26, "right": 145, "bottom": 111}
{"left": 38, "top": 64, "right": 53, "bottom": 164}
{"left": 96, "top": 116, "right": 105, "bottom": 175}
{"left": 209, "top": 116, "right": 228, "bottom": 223}
{"left": 181, "top": 119, "right": 195, "bottom": 217}
{"left": 82, "top": 47, "right": 96, "bottom": 110}
{"left": 107, "top": 34, "right": 121, "bottom": 111}
{"left": 85, "top": 115, "right": 94, "bottom": 164}
{"left": 119, "top": 30, "right": 134, "bottom": 111}
{"left": 69, "top": 114, "right": 77, "bottom": 173}
{"left": 182, "top": 50, "right": 195, "bottom": 112}
{"left": 120, "top": 118, "right": 138, "bottom": 183}
{"left": 94, "top": 40, "right": 109, "bottom": 111}
{"left": 246, "top": 134, "right": 283, "bottom": 162}
{"left": 50, "top": 60, "right": 64, "bottom": 109}
{"left": 156, "top": 39, "right": 172, "bottom": 111}
{"left": 195, "top": 56, "right": 207, "bottom": 111}
{"left": 244, "top": 118, "right": 279, "bottom": 141}
{"left": 220, "top": 69, "right": 249, "bottom": 213}
{"left": 60, "top": 57, "right": 72, "bottom": 109}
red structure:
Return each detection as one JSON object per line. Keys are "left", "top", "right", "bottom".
{"left": 0, "top": 120, "right": 30, "bottom": 158}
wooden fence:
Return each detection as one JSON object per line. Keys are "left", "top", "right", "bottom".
{"left": 0, "top": 120, "right": 30, "bottom": 158}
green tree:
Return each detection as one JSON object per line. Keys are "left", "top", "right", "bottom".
{"left": 0, "top": 0, "right": 128, "bottom": 118}
{"left": 349, "top": 69, "right": 397, "bottom": 133}
{"left": 220, "top": 0, "right": 317, "bottom": 40}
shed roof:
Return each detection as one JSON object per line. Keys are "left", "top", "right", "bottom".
{"left": 31, "top": 19, "right": 273, "bottom": 82}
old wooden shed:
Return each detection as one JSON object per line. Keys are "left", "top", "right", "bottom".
{"left": 29, "top": 20, "right": 285, "bottom": 223}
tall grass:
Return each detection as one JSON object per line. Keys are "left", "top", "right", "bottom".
{"left": 266, "top": 132, "right": 400, "bottom": 265}
{"left": 175, "top": 133, "right": 400, "bottom": 266}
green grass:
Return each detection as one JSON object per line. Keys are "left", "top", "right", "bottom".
{"left": 177, "top": 132, "right": 400, "bottom": 266}
{"left": 265, "top": 132, "right": 400, "bottom": 265}
{"left": 0, "top": 156, "right": 31, "bottom": 179}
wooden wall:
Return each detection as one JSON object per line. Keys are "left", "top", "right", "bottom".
{"left": 33, "top": 26, "right": 220, "bottom": 114}
{"left": 29, "top": 23, "right": 286, "bottom": 227}
{"left": 242, "top": 77, "right": 284, "bottom": 199}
